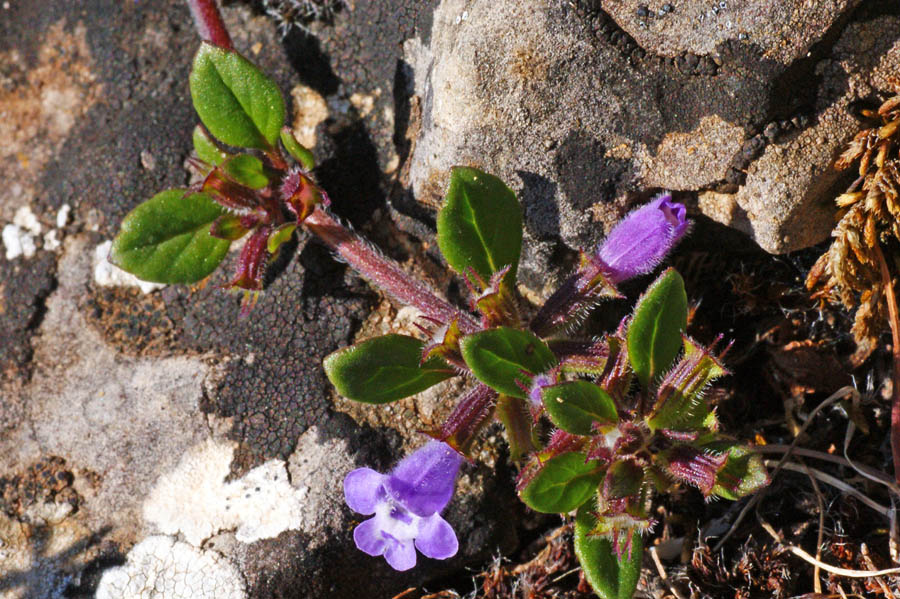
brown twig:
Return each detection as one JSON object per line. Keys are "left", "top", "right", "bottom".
{"left": 873, "top": 243, "right": 900, "bottom": 485}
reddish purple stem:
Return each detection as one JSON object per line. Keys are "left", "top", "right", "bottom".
{"left": 305, "top": 208, "right": 479, "bottom": 333}
{"left": 187, "top": 0, "right": 233, "bottom": 49}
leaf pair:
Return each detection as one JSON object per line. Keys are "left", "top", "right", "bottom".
{"left": 112, "top": 43, "right": 310, "bottom": 285}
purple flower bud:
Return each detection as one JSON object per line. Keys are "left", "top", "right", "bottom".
{"left": 596, "top": 193, "right": 689, "bottom": 284}
{"left": 343, "top": 440, "right": 462, "bottom": 571}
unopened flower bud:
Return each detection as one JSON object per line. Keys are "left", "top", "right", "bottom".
{"left": 595, "top": 193, "right": 689, "bottom": 284}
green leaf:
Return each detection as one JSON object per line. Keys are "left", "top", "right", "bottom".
{"left": 280, "top": 127, "right": 316, "bottom": 171}
{"left": 190, "top": 42, "right": 285, "bottom": 150}
{"left": 267, "top": 223, "right": 297, "bottom": 254}
{"left": 460, "top": 327, "right": 556, "bottom": 398}
{"left": 323, "top": 334, "right": 455, "bottom": 404}
{"left": 192, "top": 125, "right": 229, "bottom": 166}
{"left": 109, "top": 189, "right": 230, "bottom": 284}
{"left": 221, "top": 154, "right": 269, "bottom": 189}
{"left": 210, "top": 214, "right": 249, "bottom": 241}
{"left": 519, "top": 452, "right": 603, "bottom": 513}
{"left": 542, "top": 381, "right": 618, "bottom": 435}
{"left": 437, "top": 167, "right": 523, "bottom": 285}
{"left": 574, "top": 505, "right": 644, "bottom": 599}
{"left": 627, "top": 268, "right": 687, "bottom": 389}
{"left": 704, "top": 443, "right": 770, "bottom": 500}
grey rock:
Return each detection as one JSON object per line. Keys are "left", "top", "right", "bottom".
{"left": 602, "top": 0, "right": 861, "bottom": 64}
{"left": 405, "top": 0, "right": 897, "bottom": 258}
{"left": 700, "top": 14, "right": 900, "bottom": 252}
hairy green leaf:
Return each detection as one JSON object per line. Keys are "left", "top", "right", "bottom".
{"left": 437, "top": 167, "right": 522, "bottom": 285}
{"left": 460, "top": 327, "right": 556, "bottom": 398}
{"left": 109, "top": 189, "right": 230, "bottom": 284}
{"left": 324, "top": 334, "right": 455, "bottom": 404}
{"left": 519, "top": 452, "right": 602, "bottom": 513}
{"left": 627, "top": 268, "right": 687, "bottom": 389}
{"left": 574, "top": 505, "right": 644, "bottom": 599}
{"left": 542, "top": 381, "right": 618, "bottom": 435}
{"left": 190, "top": 42, "right": 285, "bottom": 149}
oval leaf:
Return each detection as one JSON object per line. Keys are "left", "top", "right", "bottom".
{"left": 221, "top": 154, "right": 269, "bottom": 189}
{"left": 109, "top": 189, "right": 230, "bottom": 284}
{"left": 460, "top": 327, "right": 556, "bottom": 398}
{"left": 437, "top": 167, "right": 522, "bottom": 285}
{"left": 324, "top": 334, "right": 454, "bottom": 404}
{"left": 627, "top": 268, "right": 687, "bottom": 389}
{"left": 280, "top": 127, "right": 316, "bottom": 171}
{"left": 574, "top": 505, "right": 644, "bottom": 599}
{"left": 192, "top": 125, "right": 229, "bottom": 166}
{"left": 190, "top": 42, "right": 285, "bottom": 149}
{"left": 542, "top": 381, "right": 618, "bottom": 436}
{"left": 519, "top": 452, "right": 602, "bottom": 513}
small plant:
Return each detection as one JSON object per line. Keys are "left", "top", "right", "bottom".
{"left": 808, "top": 85, "right": 900, "bottom": 364}
{"left": 110, "top": 1, "right": 768, "bottom": 596}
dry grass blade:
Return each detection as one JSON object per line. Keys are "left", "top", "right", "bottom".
{"left": 711, "top": 386, "right": 857, "bottom": 552}
{"left": 759, "top": 518, "right": 900, "bottom": 578}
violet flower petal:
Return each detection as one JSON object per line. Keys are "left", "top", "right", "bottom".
{"left": 414, "top": 514, "right": 458, "bottom": 560}
{"left": 385, "top": 441, "right": 462, "bottom": 517}
{"left": 344, "top": 468, "right": 386, "bottom": 515}
{"left": 353, "top": 517, "right": 386, "bottom": 557}
{"left": 596, "top": 193, "right": 689, "bottom": 284}
{"left": 383, "top": 537, "right": 417, "bottom": 571}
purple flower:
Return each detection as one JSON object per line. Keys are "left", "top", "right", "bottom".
{"left": 596, "top": 193, "right": 689, "bottom": 284}
{"left": 343, "top": 440, "right": 462, "bottom": 571}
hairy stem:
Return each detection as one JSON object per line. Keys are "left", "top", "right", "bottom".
{"left": 305, "top": 207, "right": 479, "bottom": 333}
{"left": 187, "top": 0, "right": 233, "bottom": 49}
{"left": 530, "top": 258, "right": 620, "bottom": 337}
{"left": 496, "top": 395, "right": 536, "bottom": 460}
{"left": 436, "top": 384, "right": 498, "bottom": 455}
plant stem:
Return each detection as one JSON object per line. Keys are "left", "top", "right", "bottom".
{"left": 496, "top": 395, "right": 536, "bottom": 460}
{"left": 436, "top": 384, "right": 498, "bottom": 455}
{"left": 530, "top": 258, "right": 621, "bottom": 337}
{"left": 874, "top": 243, "right": 900, "bottom": 485}
{"left": 305, "top": 207, "right": 479, "bottom": 333}
{"left": 187, "top": 0, "right": 233, "bottom": 49}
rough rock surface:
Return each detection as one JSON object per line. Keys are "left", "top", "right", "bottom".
{"left": 405, "top": 0, "right": 900, "bottom": 260}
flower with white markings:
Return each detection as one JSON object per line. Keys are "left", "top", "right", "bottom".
{"left": 343, "top": 440, "right": 462, "bottom": 571}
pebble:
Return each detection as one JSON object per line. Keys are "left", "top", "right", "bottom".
{"left": 636, "top": 5, "right": 649, "bottom": 17}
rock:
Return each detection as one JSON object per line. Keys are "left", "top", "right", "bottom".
{"left": 404, "top": 0, "right": 896, "bottom": 259}
{"left": 95, "top": 536, "right": 248, "bottom": 599}
{"left": 699, "top": 13, "right": 900, "bottom": 252}
{"left": 601, "top": 0, "right": 861, "bottom": 64}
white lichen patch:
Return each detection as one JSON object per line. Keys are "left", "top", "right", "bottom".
{"left": 143, "top": 439, "right": 306, "bottom": 545}
{"left": 56, "top": 203, "right": 71, "bottom": 229}
{"left": 3, "top": 223, "right": 37, "bottom": 259}
{"left": 13, "top": 205, "right": 42, "bottom": 235}
{"left": 95, "top": 535, "right": 246, "bottom": 599}
{"left": 93, "top": 240, "right": 166, "bottom": 293}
